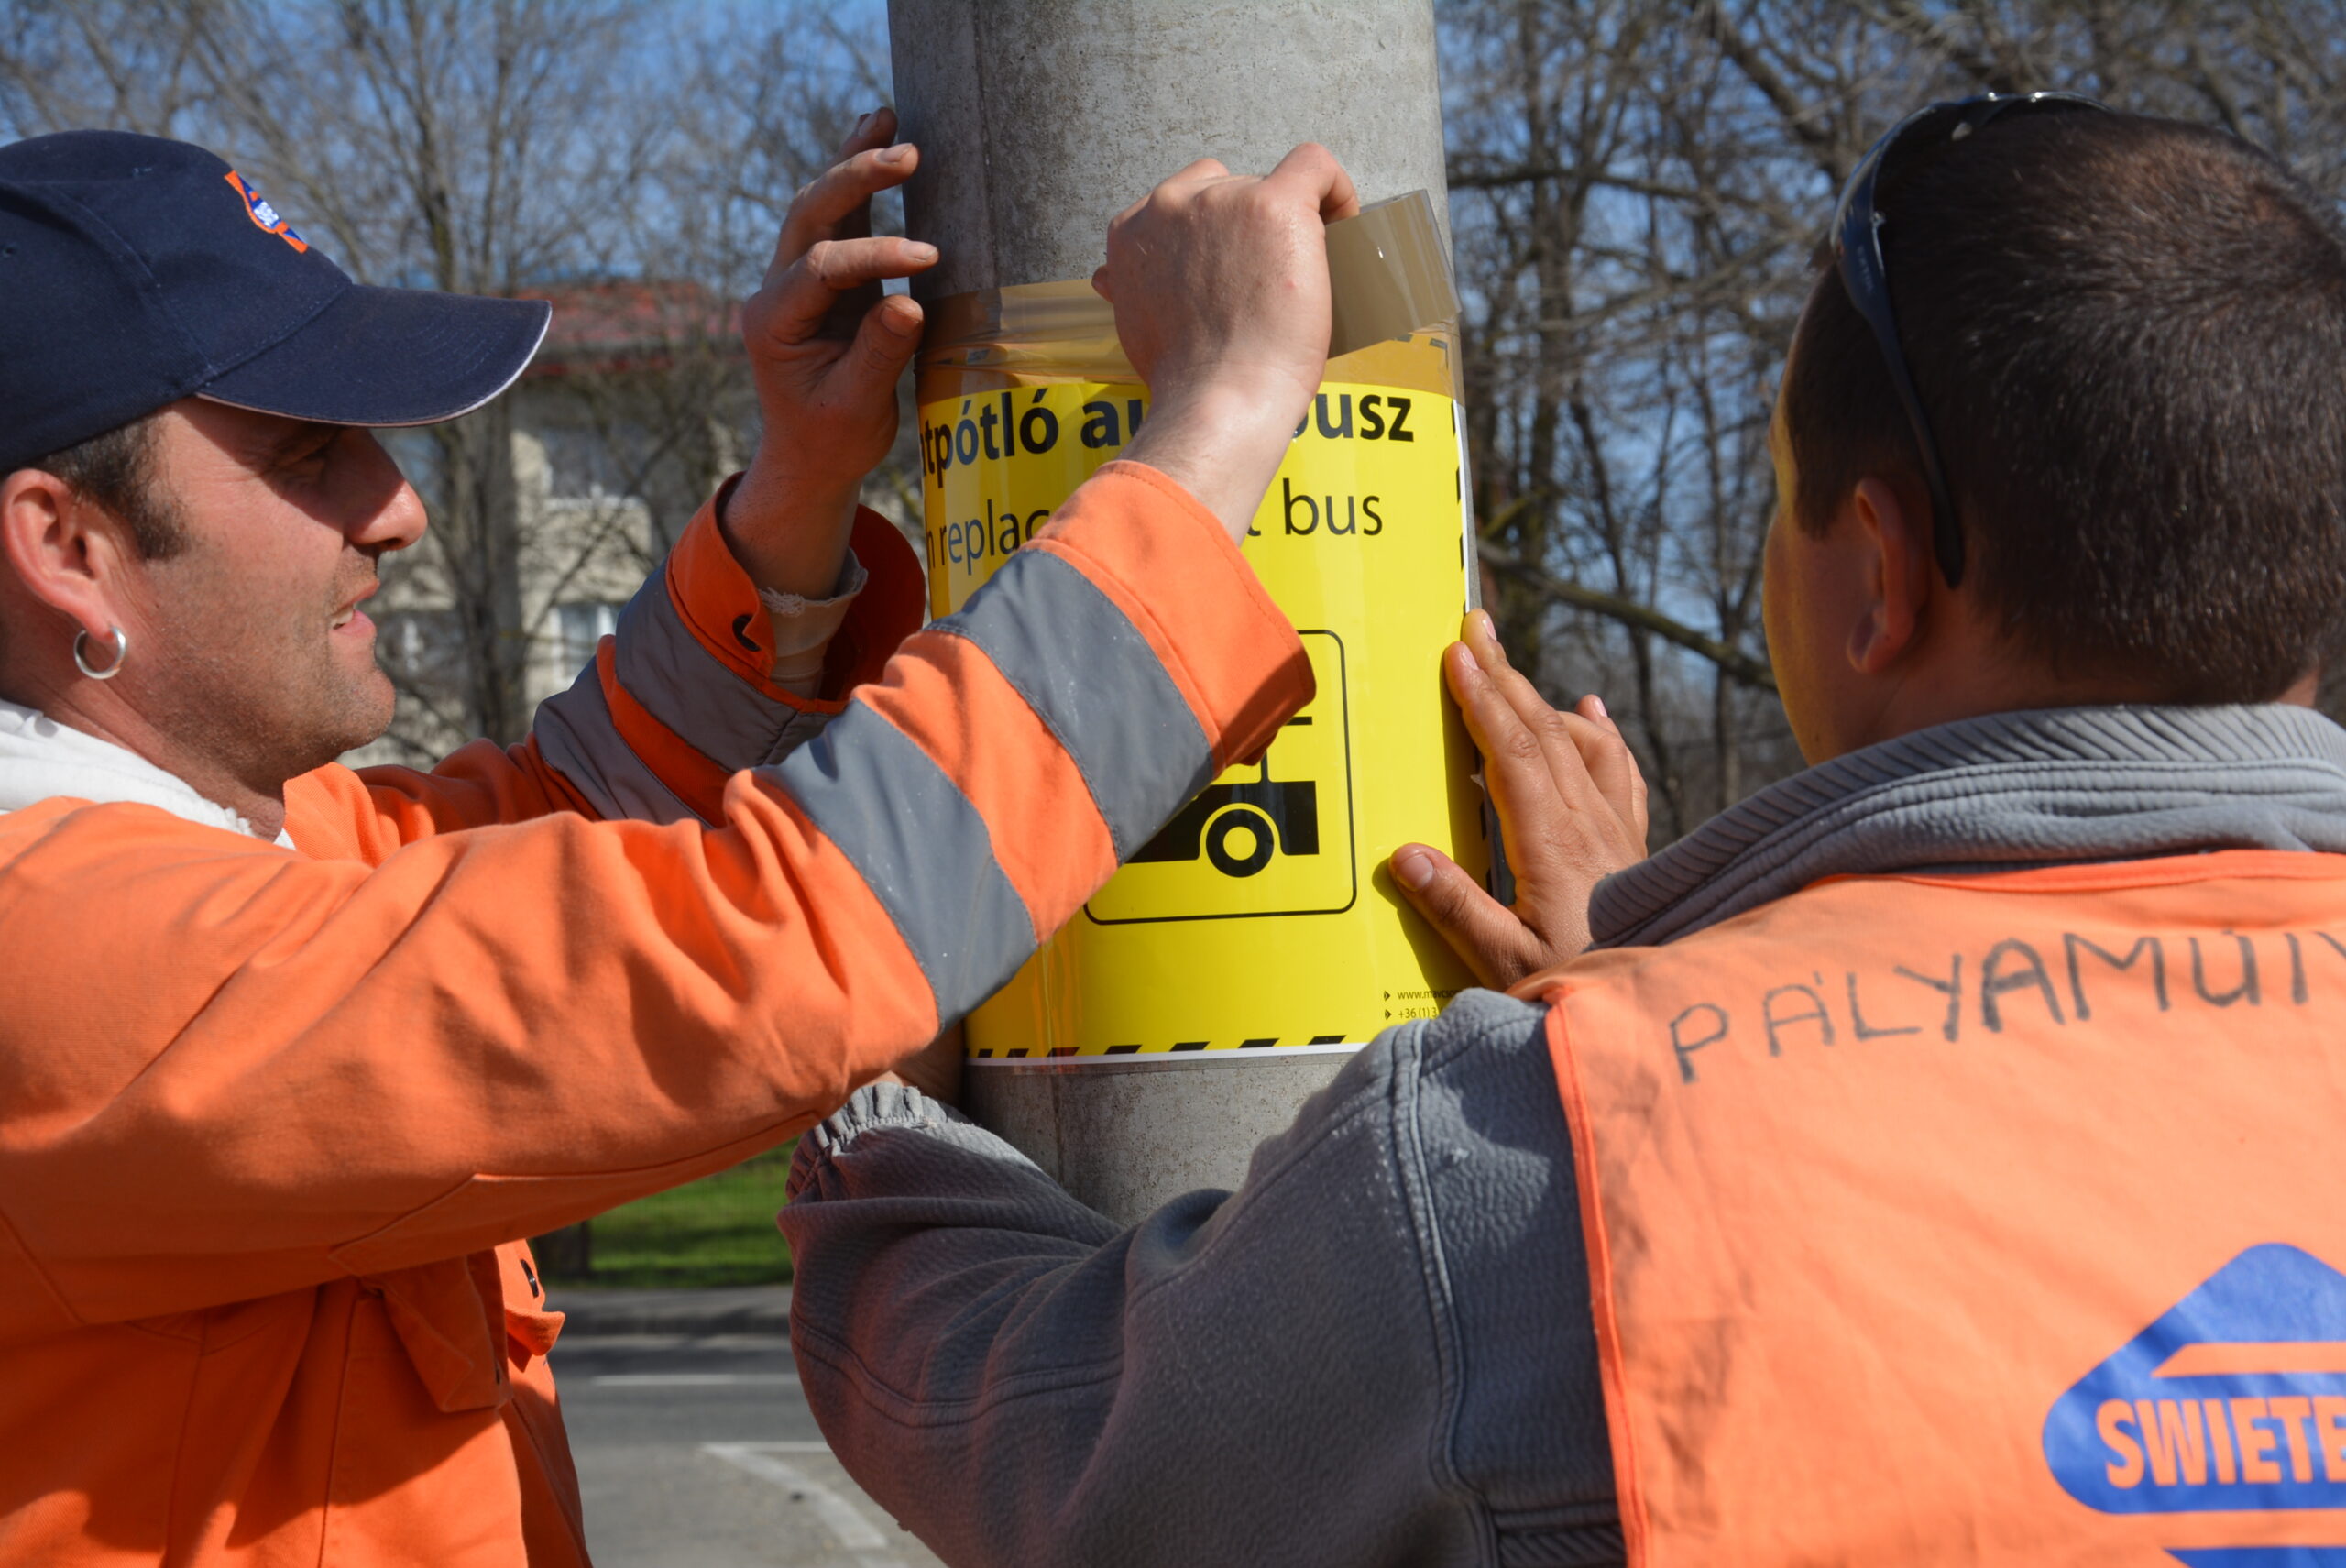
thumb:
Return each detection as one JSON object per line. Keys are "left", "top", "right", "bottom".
{"left": 1390, "top": 843, "right": 1534, "bottom": 991}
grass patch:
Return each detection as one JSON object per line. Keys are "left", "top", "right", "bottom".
{"left": 539, "top": 1144, "right": 795, "bottom": 1289}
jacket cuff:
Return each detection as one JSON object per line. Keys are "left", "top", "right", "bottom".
{"left": 666, "top": 480, "right": 924, "bottom": 714}
{"left": 786, "top": 1080, "right": 970, "bottom": 1201}
{"left": 763, "top": 552, "right": 871, "bottom": 695}
{"left": 547, "top": 483, "right": 926, "bottom": 825}
{"left": 819, "top": 508, "right": 926, "bottom": 699}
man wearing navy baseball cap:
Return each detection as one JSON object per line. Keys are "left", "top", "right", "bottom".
{"left": 0, "top": 122, "right": 1356, "bottom": 1564}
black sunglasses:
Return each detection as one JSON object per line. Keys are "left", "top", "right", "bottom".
{"left": 1831, "top": 91, "right": 2110, "bottom": 587}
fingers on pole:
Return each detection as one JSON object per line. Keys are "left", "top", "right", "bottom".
{"left": 773, "top": 143, "right": 924, "bottom": 277}
{"left": 1572, "top": 692, "right": 1650, "bottom": 847}
{"left": 1438, "top": 616, "right": 1639, "bottom": 969}
{"left": 760, "top": 236, "right": 937, "bottom": 344}
{"left": 1444, "top": 634, "right": 1573, "bottom": 822}
{"left": 1460, "top": 610, "right": 1624, "bottom": 822}
{"left": 836, "top": 105, "right": 898, "bottom": 162}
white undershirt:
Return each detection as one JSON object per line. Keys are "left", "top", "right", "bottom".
{"left": 757, "top": 549, "right": 868, "bottom": 697}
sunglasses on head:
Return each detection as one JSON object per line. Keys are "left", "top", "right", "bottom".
{"left": 1830, "top": 90, "right": 2109, "bottom": 587}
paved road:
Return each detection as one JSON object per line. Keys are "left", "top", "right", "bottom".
{"left": 552, "top": 1331, "right": 944, "bottom": 1568}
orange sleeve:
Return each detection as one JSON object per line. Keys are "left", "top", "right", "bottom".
{"left": 282, "top": 493, "right": 926, "bottom": 864}
{"left": 0, "top": 462, "right": 1310, "bottom": 1331}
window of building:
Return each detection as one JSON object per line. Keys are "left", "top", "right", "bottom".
{"left": 555, "top": 601, "right": 624, "bottom": 674}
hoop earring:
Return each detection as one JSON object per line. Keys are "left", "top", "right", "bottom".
{"left": 73, "top": 625, "right": 128, "bottom": 681}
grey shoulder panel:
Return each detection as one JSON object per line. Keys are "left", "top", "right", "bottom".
{"left": 613, "top": 561, "right": 812, "bottom": 773}
{"left": 1402, "top": 990, "right": 1620, "bottom": 1557}
{"left": 532, "top": 659, "right": 706, "bottom": 826}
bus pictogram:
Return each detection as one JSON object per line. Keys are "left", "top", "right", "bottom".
{"left": 1127, "top": 736, "right": 1321, "bottom": 878}
{"left": 1084, "top": 630, "right": 1354, "bottom": 924}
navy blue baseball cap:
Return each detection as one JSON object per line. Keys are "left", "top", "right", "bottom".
{"left": 0, "top": 129, "right": 551, "bottom": 474}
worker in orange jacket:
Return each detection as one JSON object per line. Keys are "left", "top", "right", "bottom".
{"left": 775, "top": 99, "right": 2346, "bottom": 1565}
{"left": 0, "top": 113, "right": 1356, "bottom": 1564}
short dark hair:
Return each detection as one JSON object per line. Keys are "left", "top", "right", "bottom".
{"left": 1782, "top": 111, "right": 2346, "bottom": 701}
{"left": 27, "top": 411, "right": 184, "bottom": 560}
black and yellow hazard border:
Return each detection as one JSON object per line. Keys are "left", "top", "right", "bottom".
{"left": 971, "top": 1035, "right": 1358, "bottom": 1061}
{"left": 966, "top": 981, "right": 1468, "bottom": 1060}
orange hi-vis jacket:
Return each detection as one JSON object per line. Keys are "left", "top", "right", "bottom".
{"left": 0, "top": 461, "right": 1310, "bottom": 1568}
{"left": 1534, "top": 849, "right": 2346, "bottom": 1566}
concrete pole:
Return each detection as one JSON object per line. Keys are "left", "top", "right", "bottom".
{"left": 889, "top": 0, "right": 1452, "bottom": 1224}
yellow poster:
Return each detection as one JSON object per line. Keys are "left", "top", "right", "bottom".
{"left": 919, "top": 335, "right": 1489, "bottom": 1060}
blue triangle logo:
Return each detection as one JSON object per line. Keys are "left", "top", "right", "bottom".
{"left": 2167, "top": 1552, "right": 2346, "bottom": 1566}
{"left": 2044, "top": 1244, "right": 2346, "bottom": 1523}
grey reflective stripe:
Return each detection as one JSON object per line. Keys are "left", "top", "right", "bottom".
{"left": 764, "top": 702, "right": 1037, "bottom": 1021}
{"left": 613, "top": 564, "right": 813, "bottom": 772}
{"left": 930, "top": 549, "right": 1214, "bottom": 860}
{"left": 534, "top": 661, "right": 707, "bottom": 826}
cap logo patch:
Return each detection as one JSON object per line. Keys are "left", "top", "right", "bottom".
{"left": 223, "top": 170, "right": 308, "bottom": 254}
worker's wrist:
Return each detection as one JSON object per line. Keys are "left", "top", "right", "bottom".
{"left": 1123, "top": 376, "right": 1306, "bottom": 544}
{"left": 718, "top": 457, "right": 862, "bottom": 599}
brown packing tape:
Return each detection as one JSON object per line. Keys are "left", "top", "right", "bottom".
{"left": 919, "top": 280, "right": 1131, "bottom": 398}
{"left": 915, "top": 189, "right": 1462, "bottom": 403}
{"left": 1323, "top": 191, "right": 1458, "bottom": 359}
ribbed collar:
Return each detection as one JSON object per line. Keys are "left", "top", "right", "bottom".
{"left": 1588, "top": 705, "right": 2346, "bottom": 948}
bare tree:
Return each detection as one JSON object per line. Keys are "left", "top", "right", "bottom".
{"left": 0, "top": 0, "right": 214, "bottom": 137}
{"left": 1442, "top": 0, "right": 2346, "bottom": 841}
{"left": 12, "top": 0, "right": 2346, "bottom": 832}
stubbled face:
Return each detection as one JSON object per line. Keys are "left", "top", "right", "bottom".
{"left": 129, "top": 400, "right": 425, "bottom": 789}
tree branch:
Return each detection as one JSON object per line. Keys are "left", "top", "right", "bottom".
{"left": 1694, "top": 0, "right": 1846, "bottom": 182}
{"left": 1870, "top": 0, "right": 2023, "bottom": 93}
{"left": 1477, "top": 542, "right": 1778, "bottom": 691}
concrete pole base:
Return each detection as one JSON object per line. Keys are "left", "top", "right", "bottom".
{"left": 963, "top": 1057, "right": 1351, "bottom": 1226}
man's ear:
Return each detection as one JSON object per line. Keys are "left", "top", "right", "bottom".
{"left": 0, "top": 468, "right": 129, "bottom": 645}
{"left": 1844, "top": 475, "right": 1935, "bottom": 674}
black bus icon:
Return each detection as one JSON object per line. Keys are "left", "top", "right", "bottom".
{"left": 1129, "top": 740, "right": 1320, "bottom": 879}
{"left": 1085, "top": 631, "right": 1351, "bottom": 925}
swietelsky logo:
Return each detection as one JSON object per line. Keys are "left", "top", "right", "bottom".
{"left": 223, "top": 170, "right": 307, "bottom": 254}
{"left": 2044, "top": 1244, "right": 2346, "bottom": 1566}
